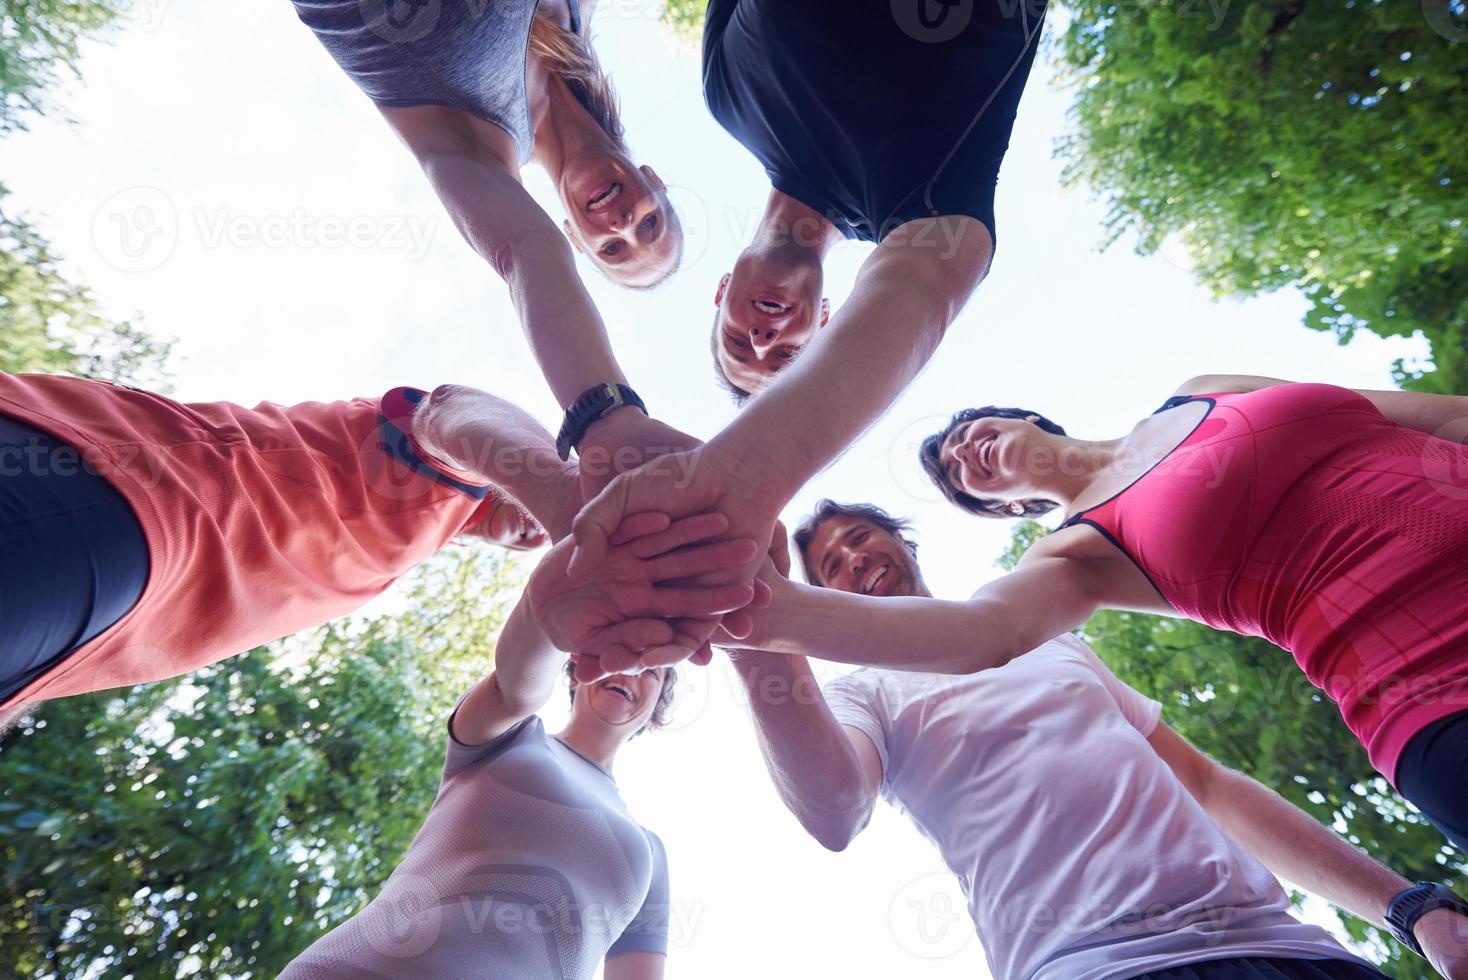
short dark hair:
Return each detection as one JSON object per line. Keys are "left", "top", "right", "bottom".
{"left": 710, "top": 307, "right": 753, "bottom": 405}
{"left": 564, "top": 661, "right": 679, "bottom": 736}
{"left": 919, "top": 407, "right": 1068, "bottom": 519}
{"left": 793, "top": 500, "right": 919, "bottom": 586}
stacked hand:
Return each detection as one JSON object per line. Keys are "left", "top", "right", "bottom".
{"left": 527, "top": 510, "right": 765, "bottom": 681}
{"left": 565, "top": 442, "right": 783, "bottom": 677}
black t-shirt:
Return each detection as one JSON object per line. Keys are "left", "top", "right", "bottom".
{"left": 703, "top": 0, "right": 1047, "bottom": 244}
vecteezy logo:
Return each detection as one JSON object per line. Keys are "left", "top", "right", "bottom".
{"left": 889, "top": 871, "right": 973, "bottom": 959}
{"left": 360, "top": 0, "right": 442, "bottom": 43}
{"left": 892, "top": 0, "right": 973, "bottom": 42}
{"left": 1424, "top": 0, "right": 1468, "bottom": 41}
{"left": 91, "top": 187, "right": 179, "bottom": 274}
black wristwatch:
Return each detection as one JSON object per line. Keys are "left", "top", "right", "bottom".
{"left": 555, "top": 383, "right": 647, "bottom": 461}
{"left": 1385, "top": 881, "right": 1468, "bottom": 957}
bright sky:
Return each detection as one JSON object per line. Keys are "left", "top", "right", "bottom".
{"left": 3, "top": 1, "right": 1428, "bottom": 977}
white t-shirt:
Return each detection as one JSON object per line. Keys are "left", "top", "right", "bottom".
{"left": 822, "top": 633, "right": 1371, "bottom": 980}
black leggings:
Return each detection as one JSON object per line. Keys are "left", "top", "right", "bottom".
{"left": 1395, "top": 709, "right": 1468, "bottom": 854}
{"left": 0, "top": 412, "right": 149, "bottom": 702}
{"left": 1131, "top": 956, "right": 1387, "bottom": 979}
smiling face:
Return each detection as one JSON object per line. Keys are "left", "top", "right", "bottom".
{"left": 560, "top": 159, "right": 681, "bottom": 288}
{"left": 712, "top": 251, "right": 830, "bottom": 395}
{"left": 803, "top": 516, "right": 925, "bottom": 598}
{"left": 937, "top": 414, "right": 1050, "bottom": 503}
{"left": 572, "top": 668, "right": 668, "bottom": 731}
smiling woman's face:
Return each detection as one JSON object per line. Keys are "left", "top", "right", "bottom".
{"left": 573, "top": 668, "right": 666, "bottom": 730}
{"left": 560, "top": 157, "right": 681, "bottom": 288}
{"left": 938, "top": 415, "right": 1045, "bottom": 501}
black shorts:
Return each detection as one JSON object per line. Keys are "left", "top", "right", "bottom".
{"left": 1395, "top": 709, "right": 1468, "bottom": 854}
{"left": 0, "top": 412, "right": 149, "bottom": 702}
{"left": 1130, "top": 956, "right": 1387, "bottom": 980}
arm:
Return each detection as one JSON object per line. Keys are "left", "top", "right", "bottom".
{"left": 707, "top": 218, "right": 993, "bottom": 504}
{"left": 1176, "top": 374, "right": 1468, "bottom": 442}
{"left": 413, "top": 384, "right": 580, "bottom": 541}
{"left": 604, "top": 954, "right": 664, "bottom": 980}
{"left": 416, "top": 148, "right": 628, "bottom": 409}
{"left": 1149, "top": 723, "right": 1468, "bottom": 976}
{"left": 728, "top": 650, "right": 881, "bottom": 851}
{"left": 451, "top": 594, "right": 562, "bottom": 746}
{"left": 753, "top": 555, "right": 1103, "bottom": 674}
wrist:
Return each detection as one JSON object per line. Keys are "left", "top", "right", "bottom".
{"left": 557, "top": 383, "right": 646, "bottom": 461}
{"left": 704, "top": 423, "right": 805, "bottom": 514}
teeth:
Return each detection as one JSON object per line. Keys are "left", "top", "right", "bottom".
{"left": 588, "top": 183, "right": 622, "bottom": 212}
{"left": 863, "top": 566, "right": 888, "bottom": 595}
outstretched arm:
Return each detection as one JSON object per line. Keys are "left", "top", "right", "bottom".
{"left": 749, "top": 554, "right": 1104, "bottom": 675}
{"left": 452, "top": 593, "right": 563, "bottom": 746}
{"left": 728, "top": 650, "right": 881, "bottom": 851}
{"left": 705, "top": 217, "right": 993, "bottom": 504}
{"left": 1150, "top": 724, "right": 1468, "bottom": 977}
{"left": 413, "top": 384, "right": 580, "bottom": 541}
{"left": 413, "top": 144, "right": 701, "bottom": 495}
{"left": 568, "top": 218, "right": 993, "bottom": 628}
{"left": 417, "top": 147, "right": 628, "bottom": 409}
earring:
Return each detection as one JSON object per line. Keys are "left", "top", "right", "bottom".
{"left": 1007, "top": 501, "right": 1026, "bottom": 516}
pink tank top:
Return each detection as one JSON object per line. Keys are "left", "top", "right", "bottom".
{"left": 1061, "top": 383, "right": 1468, "bottom": 781}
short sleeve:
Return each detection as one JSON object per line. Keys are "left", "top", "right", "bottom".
{"left": 607, "top": 831, "right": 671, "bottom": 958}
{"left": 1057, "top": 634, "right": 1163, "bottom": 737}
{"left": 443, "top": 696, "right": 539, "bottom": 777}
{"left": 822, "top": 671, "right": 891, "bottom": 782}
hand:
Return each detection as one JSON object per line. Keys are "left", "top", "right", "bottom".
{"left": 1417, "top": 908, "right": 1468, "bottom": 979}
{"left": 527, "top": 511, "right": 759, "bottom": 675}
{"left": 568, "top": 444, "right": 784, "bottom": 670}
{"left": 576, "top": 407, "right": 703, "bottom": 502}
{"left": 712, "top": 556, "right": 792, "bottom": 652}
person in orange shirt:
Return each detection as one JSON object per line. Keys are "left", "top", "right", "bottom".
{"left": 0, "top": 375, "right": 735, "bottom": 733}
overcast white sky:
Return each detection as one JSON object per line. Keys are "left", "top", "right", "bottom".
{"left": 2, "top": 0, "right": 1428, "bottom": 976}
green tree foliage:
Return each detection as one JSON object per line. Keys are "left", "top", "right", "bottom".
{"left": 0, "top": 549, "right": 526, "bottom": 979}
{"left": 657, "top": 0, "right": 704, "bottom": 40}
{"left": 1000, "top": 521, "right": 1464, "bottom": 978}
{"left": 0, "top": 0, "right": 126, "bottom": 133}
{"left": 1053, "top": 1, "right": 1468, "bottom": 391}
{"left": 0, "top": 186, "right": 173, "bottom": 388}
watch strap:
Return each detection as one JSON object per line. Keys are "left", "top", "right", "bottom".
{"left": 556, "top": 383, "right": 646, "bottom": 461}
{"left": 1386, "top": 881, "right": 1468, "bottom": 957}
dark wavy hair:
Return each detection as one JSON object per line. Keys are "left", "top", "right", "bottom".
{"left": 564, "top": 661, "right": 678, "bottom": 736}
{"left": 920, "top": 407, "right": 1068, "bottom": 519}
{"left": 792, "top": 500, "right": 919, "bottom": 586}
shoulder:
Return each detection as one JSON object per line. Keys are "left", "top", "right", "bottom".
{"left": 1170, "top": 374, "right": 1291, "bottom": 399}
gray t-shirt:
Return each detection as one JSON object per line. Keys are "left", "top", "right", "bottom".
{"left": 823, "top": 634, "right": 1371, "bottom": 980}
{"left": 280, "top": 712, "right": 669, "bottom": 979}
{"left": 290, "top": 0, "right": 581, "bottom": 162}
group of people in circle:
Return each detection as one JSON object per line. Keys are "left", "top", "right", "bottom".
{"left": 2, "top": 1, "right": 1466, "bottom": 977}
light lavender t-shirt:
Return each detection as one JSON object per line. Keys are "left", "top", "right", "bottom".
{"left": 279, "top": 714, "right": 668, "bottom": 980}
{"left": 823, "top": 633, "right": 1371, "bottom": 980}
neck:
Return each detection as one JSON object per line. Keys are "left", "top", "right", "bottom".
{"left": 1039, "top": 435, "right": 1126, "bottom": 511}
{"left": 556, "top": 715, "right": 630, "bottom": 771}
{"left": 532, "top": 74, "right": 616, "bottom": 178}
{"left": 752, "top": 189, "right": 842, "bottom": 261}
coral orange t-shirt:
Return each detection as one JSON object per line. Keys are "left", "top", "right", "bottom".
{"left": 0, "top": 374, "right": 492, "bottom": 708}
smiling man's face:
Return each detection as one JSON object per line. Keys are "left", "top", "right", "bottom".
{"left": 712, "top": 251, "right": 830, "bottom": 395}
{"left": 803, "top": 516, "right": 923, "bottom": 598}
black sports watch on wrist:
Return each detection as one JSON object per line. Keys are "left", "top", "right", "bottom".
{"left": 1385, "top": 881, "right": 1468, "bottom": 957}
{"left": 556, "top": 383, "right": 647, "bottom": 461}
